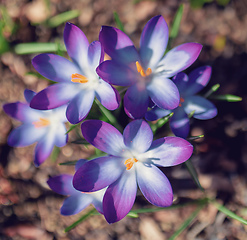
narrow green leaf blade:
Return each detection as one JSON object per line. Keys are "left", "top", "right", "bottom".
{"left": 185, "top": 159, "right": 204, "bottom": 192}
{"left": 204, "top": 83, "right": 220, "bottom": 98}
{"left": 14, "top": 42, "right": 66, "bottom": 55}
{"left": 50, "top": 146, "right": 60, "bottom": 163}
{"left": 168, "top": 204, "right": 205, "bottom": 240}
{"left": 47, "top": 10, "right": 80, "bottom": 28}
{"left": 113, "top": 11, "right": 125, "bottom": 32}
{"left": 150, "top": 112, "right": 174, "bottom": 134}
{"left": 59, "top": 160, "right": 78, "bottom": 166}
{"left": 170, "top": 4, "right": 184, "bottom": 39}
{"left": 212, "top": 201, "right": 247, "bottom": 225}
{"left": 65, "top": 208, "right": 97, "bottom": 232}
{"left": 65, "top": 123, "right": 80, "bottom": 134}
{"left": 210, "top": 94, "right": 242, "bottom": 102}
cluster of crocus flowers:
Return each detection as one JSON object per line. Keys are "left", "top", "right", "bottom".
{"left": 3, "top": 15, "right": 218, "bottom": 224}
{"left": 145, "top": 66, "right": 218, "bottom": 138}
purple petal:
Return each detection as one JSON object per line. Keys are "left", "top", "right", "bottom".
{"left": 95, "top": 79, "right": 120, "bottom": 110}
{"left": 123, "top": 120, "right": 153, "bottom": 153}
{"left": 30, "top": 83, "right": 80, "bottom": 110}
{"left": 172, "top": 72, "right": 189, "bottom": 96}
{"left": 88, "top": 41, "right": 104, "bottom": 71}
{"left": 124, "top": 83, "right": 149, "bottom": 119}
{"left": 157, "top": 43, "right": 202, "bottom": 77}
{"left": 3, "top": 102, "right": 41, "bottom": 122}
{"left": 24, "top": 89, "right": 36, "bottom": 103}
{"left": 170, "top": 107, "right": 190, "bottom": 138}
{"left": 8, "top": 124, "right": 46, "bottom": 147}
{"left": 73, "top": 156, "right": 125, "bottom": 192}
{"left": 184, "top": 66, "right": 212, "bottom": 96}
{"left": 97, "top": 60, "right": 136, "bottom": 86}
{"left": 34, "top": 133, "right": 56, "bottom": 166}
{"left": 137, "top": 163, "right": 173, "bottom": 207}
{"left": 147, "top": 76, "right": 180, "bottom": 110}
{"left": 103, "top": 170, "right": 137, "bottom": 223}
{"left": 54, "top": 123, "right": 68, "bottom": 147}
{"left": 47, "top": 174, "right": 77, "bottom": 195}
{"left": 64, "top": 22, "right": 89, "bottom": 70}
{"left": 99, "top": 26, "right": 139, "bottom": 65}
{"left": 145, "top": 106, "right": 172, "bottom": 121}
{"left": 183, "top": 96, "right": 217, "bottom": 120}
{"left": 75, "top": 159, "right": 88, "bottom": 171}
{"left": 66, "top": 90, "right": 95, "bottom": 124}
{"left": 146, "top": 137, "right": 193, "bottom": 167}
{"left": 61, "top": 194, "right": 92, "bottom": 215}
{"left": 81, "top": 120, "right": 125, "bottom": 155}
{"left": 32, "top": 54, "right": 81, "bottom": 83}
{"left": 140, "top": 15, "right": 169, "bottom": 70}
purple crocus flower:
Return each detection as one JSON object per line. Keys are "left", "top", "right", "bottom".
{"left": 3, "top": 89, "right": 68, "bottom": 167}
{"left": 145, "top": 66, "right": 218, "bottom": 138}
{"left": 47, "top": 159, "right": 106, "bottom": 215}
{"left": 97, "top": 15, "right": 202, "bottom": 119}
{"left": 30, "top": 22, "right": 120, "bottom": 124}
{"left": 73, "top": 119, "right": 193, "bottom": 223}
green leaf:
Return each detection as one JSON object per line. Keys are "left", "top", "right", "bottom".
{"left": 47, "top": 10, "right": 80, "bottom": 28}
{"left": 127, "top": 212, "right": 139, "bottom": 218}
{"left": 59, "top": 160, "right": 78, "bottom": 166}
{"left": 169, "top": 4, "right": 184, "bottom": 39}
{"left": 150, "top": 112, "right": 174, "bottom": 134}
{"left": 14, "top": 42, "right": 66, "bottom": 55}
{"left": 50, "top": 146, "right": 60, "bottom": 163}
{"left": 95, "top": 99, "right": 122, "bottom": 132}
{"left": 168, "top": 203, "right": 206, "bottom": 240}
{"left": 129, "top": 198, "right": 209, "bottom": 214}
{"left": 211, "top": 201, "right": 247, "bottom": 225}
{"left": 113, "top": 11, "right": 125, "bottom": 32}
{"left": 71, "top": 139, "right": 89, "bottom": 145}
{"left": 204, "top": 83, "right": 220, "bottom": 98}
{"left": 65, "top": 123, "right": 81, "bottom": 134}
{"left": 188, "top": 110, "right": 195, "bottom": 118}
{"left": 210, "top": 94, "right": 242, "bottom": 102}
{"left": 187, "top": 135, "right": 204, "bottom": 141}
{"left": 65, "top": 208, "right": 97, "bottom": 232}
{"left": 185, "top": 159, "right": 204, "bottom": 192}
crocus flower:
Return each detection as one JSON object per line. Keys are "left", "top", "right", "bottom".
{"left": 145, "top": 66, "right": 218, "bottom": 138}
{"left": 47, "top": 159, "right": 106, "bottom": 215}
{"left": 3, "top": 89, "right": 68, "bottom": 166}
{"left": 30, "top": 22, "right": 120, "bottom": 124}
{"left": 73, "top": 119, "right": 193, "bottom": 223}
{"left": 97, "top": 15, "right": 202, "bottom": 119}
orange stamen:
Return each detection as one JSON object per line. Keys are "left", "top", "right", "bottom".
{"left": 179, "top": 97, "right": 185, "bottom": 107}
{"left": 124, "top": 158, "right": 138, "bottom": 170}
{"left": 33, "top": 118, "right": 50, "bottom": 128}
{"left": 71, "top": 73, "right": 88, "bottom": 83}
{"left": 136, "top": 61, "right": 152, "bottom": 77}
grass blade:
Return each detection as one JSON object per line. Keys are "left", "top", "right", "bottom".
{"left": 185, "top": 159, "right": 204, "bottom": 192}
{"left": 168, "top": 203, "right": 205, "bottom": 240}
{"left": 212, "top": 201, "right": 247, "bottom": 225}
{"left": 14, "top": 42, "right": 66, "bottom": 55}
{"left": 113, "top": 11, "right": 125, "bottom": 32}
{"left": 47, "top": 10, "right": 80, "bottom": 28}
{"left": 210, "top": 94, "right": 242, "bottom": 102}
{"left": 65, "top": 208, "right": 97, "bottom": 232}
{"left": 170, "top": 4, "right": 184, "bottom": 39}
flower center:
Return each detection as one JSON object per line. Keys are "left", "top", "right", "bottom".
{"left": 32, "top": 117, "right": 50, "bottom": 128}
{"left": 124, "top": 158, "right": 138, "bottom": 170}
{"left": 179, "top": 97, "right": 185, "bottom": 107}
{"left": 136, "top": 61, "right": 152, "bottom": 77}
{"left": 71, "top": 73, "right": 88, "bottom": 83}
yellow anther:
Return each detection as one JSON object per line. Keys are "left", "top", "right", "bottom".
{"left": 179, "top": 97, "right": 185, "bottom": 107}
{"left": 71, "top": 73, "right": 88, "bottom": 83}
{"left": 33, "top": 118, "right": 50, "bottom": 128}
{"left": 124, "top": 158, "right": 138, "bottom": 170}
{"left": 135, "top": 61, "right": 152, "bottom": 77}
